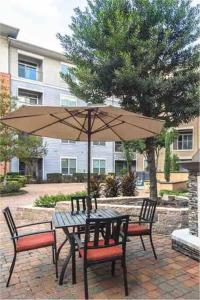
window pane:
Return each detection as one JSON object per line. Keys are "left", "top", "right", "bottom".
{"left": 100, "top": 160, "right": 105, "bottom": 168}
{"left": 61, "top": 64, "right": 69, "bottom": 75}
{"left": 60, "top": 95, "right": 76, "bottom": 107}
{"left": 62, "top": 159, "right": 68, "bottom": 168}
{"left": 93, "top": 160, "right": 99, "bottom": 168}
{"left": 93, "top": 168, "right": 99, "bottom": 174}
{"left": 69, "top": 159, "right": 76, "bottom": 168}
{"left": 188, "top": 140, "right": 192, "bottom": 149}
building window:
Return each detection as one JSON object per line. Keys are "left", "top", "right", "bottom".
{"left": 93, "top": 141, "right": 106, "bottom": 146}
{"left": 61, "top": 140, "right": 76, "bottom": 144}
{"left": 93, "top": 159, "right": 106, "bottom": 174}
{"left": 61, "top": 158, "right": 76, "bottom": 175}
{"left": 115, "top": 141, "right": 123, "bottom": 152}
{"left": 60, "top": 63, "right": 69, "bottom": 75}
{"left": 60, "top": 94, "right": 77, "bottom": 107}
{"left": 18, "top": 60, "right": 37, "bottom": 80}
{"left": 173, "top": 130, "right": 193, "bottom": 150}
{"left": 18, "top": 89, "right": 42, "bottom": 105}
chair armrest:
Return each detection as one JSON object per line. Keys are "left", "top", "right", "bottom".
{"left": 17, "top": 221, "right": 53, "bottom": 229}
{"left": 12, "top": 229, "right": 55, "bottom": 239}
{"left": 72, "top": 233, "right": 84, "bottom": 249}
{"left": 129, "top": 221, "right": 153, "bottom": 224}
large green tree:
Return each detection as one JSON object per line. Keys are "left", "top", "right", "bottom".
{"left": 0, "top": 78, "right": 17, "bottom": 178}
{"left": 58, "top": 0, "right": 199, "bottom": 198}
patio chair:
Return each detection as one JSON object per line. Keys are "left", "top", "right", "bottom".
{"left": 72, "top": 215, "right": 129, "bottom": 299}
{"left": 57, "top": 195, "right": 98, "bottom": 260}
{"left": 127, "top": 198, "right": 157, "bottom": 259}
{"left": 3, "top": 207, "right": 58, "bottom": 287}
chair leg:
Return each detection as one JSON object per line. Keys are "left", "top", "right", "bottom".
{"left": 6, "top": 253, "right": 17, "bottom": 287}
{"left": 111, "top": 261, "right": 115, "bottom": 276}
{"left": 122, "top": 257, "right": 128, "bottom": 296}
{"left": 84, "top": 264, "right": 89, "bottom": 300}
{"left": 54, "top": 245, "right": 58, "bottom": 279}
{"left": 140, "top": 236, "right": 146, "bottom": 251}
{"left": 149, "top": 234, "right": 157, "bottom": 260}
{"left": 52, "top": 246, "right": 55, "bottom": 264}
{"left": 72, "top": 242, "right": 76, "bottom": 284}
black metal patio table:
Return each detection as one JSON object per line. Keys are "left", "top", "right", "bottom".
{"left": 53, "top": 208, "right": 122, "bottom": 285}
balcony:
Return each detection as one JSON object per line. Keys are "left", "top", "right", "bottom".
{"left": 18, "top": 63, "right": 42, "bottom": 81}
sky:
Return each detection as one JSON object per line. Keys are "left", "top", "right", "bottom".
{"left": 0, "top": 0, "right": 199, "bottom": 54}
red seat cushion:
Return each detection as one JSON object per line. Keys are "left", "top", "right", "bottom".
{"left": 16, "top": 232, "right": 55, "bottom": 252}
{"left": 127, "top": 223, "right": 149, "bottom": 236}
{"left": 79, "top": 239, "right": 122, "bottom": 262}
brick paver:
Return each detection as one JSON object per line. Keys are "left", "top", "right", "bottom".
{"left": 0, "top": 189, "right": 199, "bottom": 299}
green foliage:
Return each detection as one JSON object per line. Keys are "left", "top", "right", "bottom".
{"left": 121, "top": 172, "right": 136, "bottom": 196}
{"left": 159, "top": 189, "right": 188, "bottom": 197}
{"left": 34, "top": 191, "right": 87, "bottom": 208}
{"left": 0, "top": 79, "right": 18, "bottom": 176}
{"left": 16, "top": 135, "right": 47, "bottom": 178}
{"left": 171, "top": 154, "right": 180, "bottom": 172}
{"left": 6, "top": 175, "right": 27, "bottom": 187}
{"left": 104, "top": 175, "right": 120, "bottom": 197}
{"left": 90, "top": 175, "right": 102, "bottom": 197}
{"left": 0, "top": 181, "right": 21, "bottom": 195}
{"left": 47, "top": 173, "right": 63, "bottom": 183}
{"left": 58, "top": 0, "right": 199, "bottom": 198}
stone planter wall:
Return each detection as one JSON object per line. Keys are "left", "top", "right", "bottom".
{"left": 16, "top": 202, "right": 189, "bottom": 235}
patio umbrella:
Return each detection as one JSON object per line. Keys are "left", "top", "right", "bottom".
{"left": 0, "top": 105, "right": 164, "bottom": 209}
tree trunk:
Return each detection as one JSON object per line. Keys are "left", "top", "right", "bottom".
{"left": 3, "top": 160, "right": 7, "bottom": 186}
{"left": 145, "top": 137, "right": 157, "bottom": 200}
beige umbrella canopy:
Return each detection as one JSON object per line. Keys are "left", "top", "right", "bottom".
{"left": 1, "top": 105, "right": 164, "bottom": 209}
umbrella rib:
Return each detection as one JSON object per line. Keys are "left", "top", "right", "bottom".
{"left": 28, "top": 111, "right": 83, "bottom": 134}
{"left": 1, "top": 113, "right": 47, "bottom": 120}
{"left": 50, "top": 114, "right": 83, "bottom": 132}
{"left": 93, "top": 121, "right": 124, "bottom": 134}
{"left": 92, "top": 114, "right": 123, "bottom": 134}
{"left": 64, "top": 108, "right": 87, "bottom": 132}
{"left": 97, "top": 115, "right": 125, "bottom": 141}
{"left": 90, "top": 108, "right": 98, "bottom": 132}
{"left": 119, "top": 120, "right": 160, "bottom": 135}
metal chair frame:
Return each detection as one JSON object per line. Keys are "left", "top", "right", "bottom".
{"left": 73, "top": 215, "right": 129, "bottom": 299}
{"left": 2, "top": 207, "right": 58, "bottom": 287}
{"left": 57, "top": 195, "right": 98, "bottom": 260}
{"left": 128, "top": 198, "right": 157, "bottom": 259}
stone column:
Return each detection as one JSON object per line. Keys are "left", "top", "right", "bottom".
{"left": 188, "top": 170, "right": 199, "bottom": 236}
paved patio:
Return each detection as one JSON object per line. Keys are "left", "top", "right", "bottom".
{"left": 0, "top": 221, "right": 199, "bottom": 299}
{"left": 0, "top": 186, "right": 199, "bottom": 299}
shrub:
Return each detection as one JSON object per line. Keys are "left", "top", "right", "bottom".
{"left": 159, "top": 189, "right": 188, "bottom": 197}
{"left": 121, "top": 172, "right": 136, "bottom": 196}
{"left": 6, "top": 172, "right": 20, "bottom": 177}
{"left": 6, "top": 175, "right": 27, "bottom": 187}
{"left": 0, "top": 181, "right": 21, "bottom": 195}
{"left": 104, "top": 175, "right": 120, "bottom": 197}
{"left": 47, "top": 173, "right": 62, "bottom": 183}
{"left": 72, "top": 173, "right": 87, "bottom": 182}
{"left": 90, "top": 175, "right": 102, "bottom": 198}
{"left": 34, "top": 191, "right": 87, "bottom": 208}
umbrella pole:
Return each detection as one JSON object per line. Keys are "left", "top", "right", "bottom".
{"left": 87, "top": 109, "right": 92, "bottom": 212}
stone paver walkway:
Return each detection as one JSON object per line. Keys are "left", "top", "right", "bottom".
{"left": 0, "top": 221, "right": 199, "bottom": 299}
{"left": 0, "top": 183, "right": 86, "bottom": 208}
{"left": 0, "top": 185, "right": 199, "bottom": 299}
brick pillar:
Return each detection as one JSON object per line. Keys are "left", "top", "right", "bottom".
{"left": 188, "top": 170, "right": 199, "bottom": 236}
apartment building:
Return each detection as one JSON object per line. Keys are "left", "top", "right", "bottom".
{"left": 0, "top": 23, "right": 199, "bottom": 180}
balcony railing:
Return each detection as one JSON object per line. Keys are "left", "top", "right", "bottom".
{"left": 18, "top": 64, "right": 42, "bottom": 81}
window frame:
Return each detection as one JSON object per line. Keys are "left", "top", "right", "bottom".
{"left": 92, "top": 158, "right": 106, "bottom": 175}
{"left": 18, "top": 60, "right": 38, "bottom": 81}
{"left": 60, "top": 157, "right": 77, "bottom": 175}
{"left": 60, "top": 139, "right": 76, "bottom": 144}
{"left": 114, "top": 141, "right": 123, "bottom": 152}
{"left": 60, "top": 94, "right": 77, "bottom": 107}
{"left": 93, "top": 141, "right": 106, "bottom": 146}
{"left": 173, "top": 129, "right": 193, "bottom": 151}
{"left": 18, "top": 88, "right": 42, "bottom": 106}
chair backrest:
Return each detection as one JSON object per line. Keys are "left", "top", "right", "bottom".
{"left": 139, "top": 198, "right": 157, "bottom": 224}
{"left": 2, "top": 207, "right": 18, "bottom": 238}
{"left": 71, "top": 195, "right": 97, "bottom": 212}
{"left": 84, "top": 215, "right": 129, "bottom": 251}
